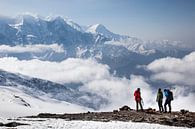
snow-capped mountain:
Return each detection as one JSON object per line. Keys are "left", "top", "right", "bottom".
{"left": 0, "top": 14, "right": 191, "bottom": 53}
{"left": 0, "top": 14, "right": 193, "bottom": 77}
{"left": 85, "top": 23, "right": 190, "bottom": 55}
{"left": 86, "top": 24, "right": 152, "bottom": 55}
{"left": 0, "top": 14, "right": 107, "bottom": 47}
{"left": 86, "top": 24, "right": 129, "bottom": 41}
{"left": 0, "top": 69, "right": 108, "bottom": 110}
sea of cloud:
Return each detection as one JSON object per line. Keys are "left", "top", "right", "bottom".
{"left": 0, "top": 51, "right": 194, "bottom": 111}
{"left": 0, "top": 57, "right": 110, "bottom": 84}
{"left": 147, "top": 52, "right": 195, "bottom": 88}
{"left": 0, "top": 57, "right": 156, "bottom": 110}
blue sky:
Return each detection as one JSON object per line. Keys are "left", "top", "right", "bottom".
{"left": 0, "top": 0, "right": 195, "bottom": 44}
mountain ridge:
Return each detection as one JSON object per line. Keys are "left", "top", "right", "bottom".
{"left": 0, "top": 14, "right": 191, "bottom": 52}
{"left": 0, "top": 14, "right": 193, "bottom": 78}
{"left": 0, "top": 69, "right": 108, "bottom": 110}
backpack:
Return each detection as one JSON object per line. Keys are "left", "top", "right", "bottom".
{"left": 156, "top": 91, "right": 163, "bottom": 101}
{"left": 169, "top": 91, "right": 174, "bottom": 101}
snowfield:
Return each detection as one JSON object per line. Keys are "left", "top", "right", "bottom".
{"left": 3, "top": 119, "right": 193, "bottom": 129}
{"left": 0, "top": 86, "right": 89, "bottom": 118}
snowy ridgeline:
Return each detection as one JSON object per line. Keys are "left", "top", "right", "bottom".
{"left": 3, "top": 119, "right": 194, "bottom": 129}
{"left": 0, "top": 14, "right": 192, "bottom": 56}
{"left": 0, "top": 86, "right": 89, "bottom": 118}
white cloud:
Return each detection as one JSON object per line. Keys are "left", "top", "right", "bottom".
{"left": 0, "top": 57, "right": 155, "bottom": 110}
{"left": 0, "top": 56, "right": 194, "bottom": 111}
{"left": 0, "top": 57, "right": 110, "bottom": 84}
{"left": 0, "top": 44, "right": 65, "bottom": 53}
{"left": 146, "top": 51, "right": 195, "bottom": 111}
{"left": 170, "top": 86, "right": 195, "bottom": 111}
{"left": 80, "top": 75, "right": 155, "bottom": 111}
{"left": 147, "top": 51, "right": 195, "bottom": 87}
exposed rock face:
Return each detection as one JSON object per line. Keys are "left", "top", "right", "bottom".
{"left": 145, "top": 108, "right": 156, "bottom": 114}
{"left": 119, "top": 105, "right": 132, "bottom": 111}
{"left": 180, "top": 109, "right": 189, "bottom": 114}
{"left": 0, "top": 122, "right": 29, "bottom": 127}
{"left": 27, "top": 107, "right": 195, "bottom": 128}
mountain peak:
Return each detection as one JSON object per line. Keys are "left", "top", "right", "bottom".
{"left": 86, "top": 24, "right": 107, "bottom": 34}
{"left": 45, "top": 16, "right": 64, "bottom": 22}
{"left": 86, "top": 24, "right": 128, "bottom": 41}
{"left": 93, "top": 24, "right": 106, "bottom": 30}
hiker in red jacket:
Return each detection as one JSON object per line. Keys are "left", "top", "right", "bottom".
{"left": 134, "top": 88, "right": 143, "bottom": 111}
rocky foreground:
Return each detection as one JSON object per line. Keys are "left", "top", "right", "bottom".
{"left": 26, "top": 106, "right": 195, "bottom": 128}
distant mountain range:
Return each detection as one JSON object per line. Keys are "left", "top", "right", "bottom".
{"left": 0, "top": 13, "right": 193, "bottom": 81}
{"left": 0, "top": 14, "right": 193, "bottom": 77}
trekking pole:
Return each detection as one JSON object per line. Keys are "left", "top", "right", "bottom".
{"left": 141, "top": 98, "right": 144, "bottom": 106}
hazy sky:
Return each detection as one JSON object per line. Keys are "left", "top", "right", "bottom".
{"left": 0, "top": 0, "right": 195, "bottom": 45}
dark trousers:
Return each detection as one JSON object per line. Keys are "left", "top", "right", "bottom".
{"left": 136, "top": 100, "right": 143, "bottom": 111}
{"left": 164, "top": 99, "right": 171, "bottom": 113}
{"left": 158, "top": 100, "right": 164, "bottom": 112}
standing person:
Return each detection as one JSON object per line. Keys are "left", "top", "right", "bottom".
{"left": 134, "top": 88, "right": 143, "bottom": 111}
{"left": 156, "top": 88, "right": 164, "bottom": 112}
{"left": 164, "top": 89, "right": 173, "bottom": 113}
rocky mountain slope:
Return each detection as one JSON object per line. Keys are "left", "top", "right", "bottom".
{"left": 27, "top": 107, "right": 195, "bottom": 128}
{"left": 0, "top": 69, "right": 107, "bottom": 110}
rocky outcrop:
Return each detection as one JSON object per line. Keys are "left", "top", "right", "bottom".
{"left": 27, "top": 106, "right": 195, "bottom": 128}
{"left": 0, "top": 122, "right": 29, "bottom": 127}
{"left": 119, "top": 105, "right": 132, "bottom": 111}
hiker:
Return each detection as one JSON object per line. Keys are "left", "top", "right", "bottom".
{"left": 164, "top": 89, "right": 173, "bottom": 113}
{"left": 134, "top": 88, "right": 143, "bottom": 111}
{"left": 156, "top": 88, "right": 164, "bottom": 112}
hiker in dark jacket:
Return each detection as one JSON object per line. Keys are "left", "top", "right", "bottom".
{"left": 156, "top": 88, "right": 164, "bottom": 112}
{"left": 134, "top": 88, "right": 143, "bottom": 111}
{"left": 164, "top": 89, "right": 173, "bottom": 113}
